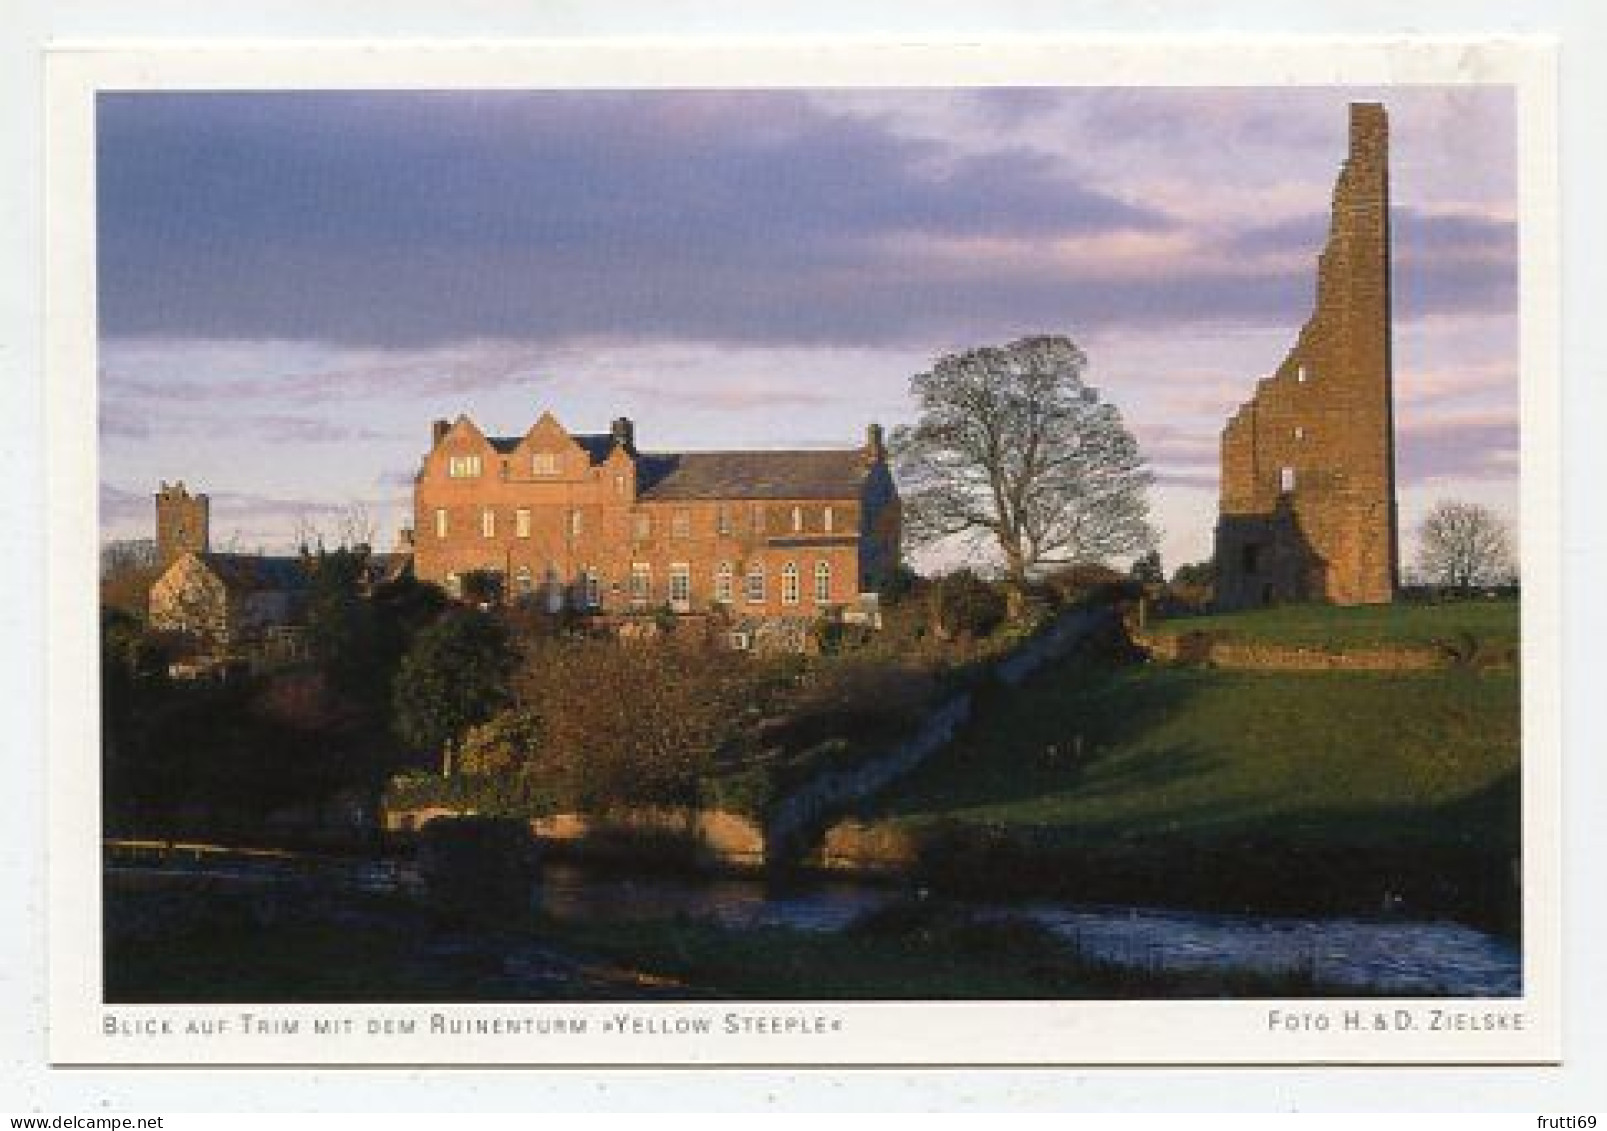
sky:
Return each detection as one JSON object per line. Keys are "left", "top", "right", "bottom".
{"left": 96, "top": 87, "right": 1519, "bottom": 575}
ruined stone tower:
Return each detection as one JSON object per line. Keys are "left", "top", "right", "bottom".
{"left": 1214, "top": 103, "right": 1398, "bottom": 609}
{"left": 155, "top": 481, "right": 209, "bottom": 569}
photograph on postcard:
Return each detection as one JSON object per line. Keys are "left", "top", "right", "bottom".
{"left": 51, "top": 40, "right": 1558, "bottom": 1064}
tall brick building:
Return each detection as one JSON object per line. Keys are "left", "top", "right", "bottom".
{"left": 411, "top": 411, "right": 901, "bottom": 622}
{"left": 1214, "top": 103, "right": 1399, "bottom": 609}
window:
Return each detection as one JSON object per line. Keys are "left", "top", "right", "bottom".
{"left": 1296, "top": 364, "right": 1309, "bottom": 384}
{"left": 630, "top": 563, "right": 652, "bottom": 605}
{"left": 481, "top": 509, "right": 496, "bottom": 538}
{"left": 516, "top": 566, "right": 534, "bottom": 597}
{"left": 569, "top": 509, "right": 583, "bottom": 537}
{"left": 715, "top": 562, "right": 734, "bottom": 604}
{"left": 751, "top": 504, "right": 766, "bottom": 533}
{"left": 716, "top": 507, "right": 731, "bottom": 536}
{"left": 823, "top": 507, "right": 835, "bottom": 534}
{"left": 1293, "top": 426, "right": 1306, "bottom": 441}
{"left": 584, "top": 568, "right": 601, "bottom": 609}
{"left": 745, "top": 562, "right": 766, "bottom": 603}
{"left": 781, "top": 562, "right": 800, "bottom": 605}
{"left": 633, "top": 513, "right": 651, "bottom": 540}
{"left": 672, "top": 510, "right": 691, "bottom": 539}
{"left": 669, "top": 563, "right": 691, "bottom": 607}
{"left": 532, "top": 452, "right": 559, "bottom": 476}
{"left": 814, "top": 561, "right": 832, "bottom": 603}
{"left": 1279, "top": 466, "right": 1296, "bottom": 493}
{"left": 1242, "top": 545, "right": 1261, "bottom": 574}
{"left": 615, "top": 474, "right": 627, "bottom": 497}
{"left": 515, "top": 508, "right": 531, "bottom": 538}
{"left": 445, "top": 572, "right": 462, "bottom": 598}
{"left": 434, "top": 508, "right": 448, "bottom": 538}
{"left": 544, "top": 566, "right": 563, "bottom": 611}
{"left": 792, "top": 506, "right": 804, "bottom": 533}
{"left": 447, "top": 454, "right": 482, "bottom": 478}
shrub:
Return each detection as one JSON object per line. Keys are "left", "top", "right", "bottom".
{"left": 928, "top": 569, "right": 1008, "bottom": 641}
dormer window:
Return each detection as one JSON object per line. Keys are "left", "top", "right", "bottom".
{"left": 532, "top": 452, "right": 559, "bottom": 476}
{"left": 448, "top": 454, "right": 482, "bottom": 478}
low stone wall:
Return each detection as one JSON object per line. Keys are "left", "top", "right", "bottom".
{"left": 383, "top": 803, "right": 766, "bottom": 870}
{"left": 1134, "top": 630, "right": 1444, "bottom": 671}
{"left": 815, "top": 819, "right": 921, "bottom": 875}
{"left": 764, "top": 606, "right": 1108, "bottom": 860}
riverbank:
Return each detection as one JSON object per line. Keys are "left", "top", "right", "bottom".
{"left": 107, "top": 867, "right": 1436, "bottom": 1002}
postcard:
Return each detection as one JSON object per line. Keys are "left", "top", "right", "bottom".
{"left": 46, "top": 36, "right": 1560, "bottom": 1065}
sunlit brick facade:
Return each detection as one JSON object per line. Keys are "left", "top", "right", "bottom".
{"left": 412, "top": 411, "right": 900, "bottom": 619}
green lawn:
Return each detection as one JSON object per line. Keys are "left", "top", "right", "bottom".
{"left": 860, "top": 655, "right": 1520, "bottom": 928}
{"left": 1144, "top": 597, "right": 1519, "bottom": 652}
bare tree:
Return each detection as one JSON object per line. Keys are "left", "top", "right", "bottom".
{"left": 891, "top": 335, "right": 1156, "bottom": 607}
{"left": 1415, "top": 500, "right": 1516, "bottom": 591}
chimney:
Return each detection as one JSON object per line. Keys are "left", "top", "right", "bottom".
{"left": 611, "top": 416, "right": 636, "bottom": 452}
{"left": 864, "top": 422, "right": 887, "bottom": 463}
{"left": 431, "top": 419, "right": 450, "bottom": 446}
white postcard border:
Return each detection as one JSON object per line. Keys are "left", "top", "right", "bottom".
{"left": 45, "top": 36, "right": 1562, "bottom": 1067}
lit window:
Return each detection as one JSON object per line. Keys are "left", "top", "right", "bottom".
{"left": 532, "top": 452, "right": 559, "bottom": 476}
{"left": 447, "top": 454, "right": 482, "bottom": 478}
{"left": 823, "top": 507, "right": 835, "bottom": 534}
{"left": 781, "top": 562, "right": 800, "bottom": 605}
{"left": 814, "top": 561, "right": 831, "bottom": 603}
{"left": 1279, "top": 466, "right": 1297, "bottom": 493}
{"left": 1296, "top": 365, "right": 1309, "bottom": 384}
{"left": 1293, "top": 426, "right": 1306, "bottom": 441}
{"left": 745, "top": 562, "right": 766, "bottom": 603}
{"left": 630, "top": 563, "right": 651, "bottom": 605}
{"left": 669, "top": 563, "right": 691, "bottom": 607}
{"left": 435, "top": 509, "right": 448, "bottom": 538}
{"left": 792, "top": 507, "right": 803, "bottom": 533}
{"left": 633, "top": 513, "right": 651, "bottom": 540}
{"left": 515, "top": 509, "right": 531, "bottom": 538}
{"left": 570, "top": 509, "right": 583, "bottom": 537}
{"left": 584, "top": 568, "right": 601, "bottom": 609}
{"left": 672, "top": 510, "right": 691, "bottom": 539}
{"left": 715, "top": 562, "right": 734, "bottom": 604}
{"left": 481, "top": 509, "right": 496, "bottom": 538}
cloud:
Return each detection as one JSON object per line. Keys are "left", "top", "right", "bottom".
{"left": 98, "top": 91, "right": 1171, "bottom": 348}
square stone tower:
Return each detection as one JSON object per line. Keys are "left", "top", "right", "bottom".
{"left": 155, "top": 480, "right": 210, "bottom": 569}
{"left": 1214, "top": 103, "right": 1398, "bottom": 608}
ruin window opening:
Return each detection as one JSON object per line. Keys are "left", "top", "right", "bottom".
{"left": 1242, "top": 544, "right": 1261, "bottom": 574}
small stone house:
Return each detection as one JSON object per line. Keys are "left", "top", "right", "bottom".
{"left": 148, "top": 551, "right": 311, "bottom": 648}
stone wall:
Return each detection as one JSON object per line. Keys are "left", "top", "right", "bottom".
{"left": 1133, "top": 629, "right": 1443, "bottom": 671}
{"left": 1216, "top": 103, "right": 1398, "bottom": 609}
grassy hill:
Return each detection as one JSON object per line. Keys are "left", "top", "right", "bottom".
{"left": 857, "top": 608, "right": 1521, "bottom": 931}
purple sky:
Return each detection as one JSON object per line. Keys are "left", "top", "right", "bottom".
{"left": 96, "top": 87, "right": 1518, "bottom": 573}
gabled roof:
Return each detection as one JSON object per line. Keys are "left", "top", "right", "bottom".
{"left": 487, "top": 433, "right": 618, "bottom": 461}
{"left": 637, "top": 449, "right": 871, "bottom": 501}
{"left": 195, "top": 553, "right": 310, "bottom": 593}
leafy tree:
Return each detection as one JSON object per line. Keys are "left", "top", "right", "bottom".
{"left": 393, "top": 609, "right": 518, "bottom": 775}
{"left": 1129, "top": 549, "right": 1165, "bottom": 585}
{"left": 1415, "top": 500, "right": 1517, "bottom": 591}
{"left": 1171, "top": 560, "right": 1216, "bottom": 588}
{"left": 892, "top": 335, "right": 1156, "bottom": 613}
{"left": 302, "top": 545, "right": 376, "bottom": 700}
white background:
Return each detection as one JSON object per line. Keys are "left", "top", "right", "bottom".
{"left": 4, "top": 0, "right": 1605, "bottom": 1114}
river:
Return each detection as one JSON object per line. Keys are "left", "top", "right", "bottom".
{"left": 106, "top": 852, "right": 1517, "bottom": 997}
